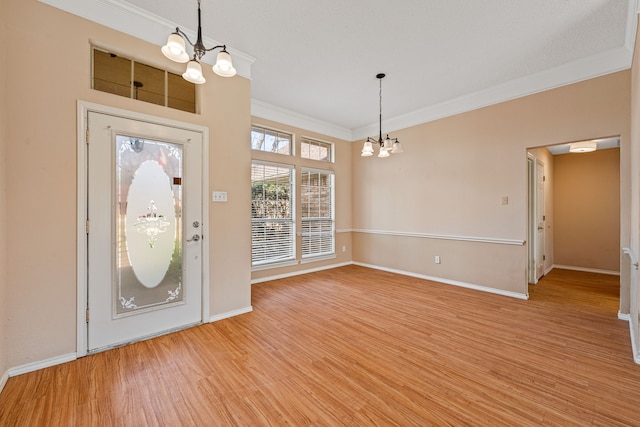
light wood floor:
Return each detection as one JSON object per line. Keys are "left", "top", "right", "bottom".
{"left": 1, "top": 266, "right": 639, "bottom": 426}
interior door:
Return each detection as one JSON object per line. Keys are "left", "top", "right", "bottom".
{"left": 87, "top": 111, "right": 203, "bottom": 352}
{"left": 535, "top": 159, "right": 545, "bottom": 280}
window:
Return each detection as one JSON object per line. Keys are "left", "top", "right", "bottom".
{"left": 251, "top": 126, "right": 292, "bottom": 155}
{"left": 251, "top": 162, "right": 295, "bottom": 266}
{"left": 301, "top": 137, "right": 332, "bottom": 162}
{"left": 301, "top": 169, "right": 334, "bottom": 258}
{"left": 92, "top": 47, "right": 196, "bottom": 113}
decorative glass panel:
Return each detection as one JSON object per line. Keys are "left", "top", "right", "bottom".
{"left": 115, "top": 135, "right": 184, "bottom": 316}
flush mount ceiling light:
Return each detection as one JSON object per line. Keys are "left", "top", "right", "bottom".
{"left": 361, "top": 73, "right": 403, "bottom": 158}
{"left": 569, "top": 140, "right": 597, "bottom": 153}
{"left": 161, "top": 0, "right": 236, "bottom": 84}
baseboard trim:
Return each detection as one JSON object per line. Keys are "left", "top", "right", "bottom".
{"left": 209, "top": 306, "right": 253, "bottom": 323}
{"left": 8, "top": 353, "right": 77, "bottom": 378}
{"left": 353, "top": 262, "right": 528, "bottom": 300}
{"left": 251, "top": 261, "right": 353, "bottom": 284}
{"left": 0, "top": 369, "right": 8, "bottom": 394}
{"left": 618, "top": 311, "right": 631, "bottom": 321}
{"left": 552, "top": 264, "right": 620, "bottom": 276}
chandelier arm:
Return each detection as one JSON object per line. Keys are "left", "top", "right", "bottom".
{"left": 202, "top": 44, "right": 227, "bottom": 53}
{"left": 174, "top": 27, "right": 197, "bottom": 48}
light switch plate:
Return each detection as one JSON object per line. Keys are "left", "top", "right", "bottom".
{"left": 212, "top": 191, "right": 227, "bottom": 202}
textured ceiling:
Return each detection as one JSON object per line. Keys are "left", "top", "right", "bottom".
{"left": 47, "top": 0, "right": 637, "bottom": 140}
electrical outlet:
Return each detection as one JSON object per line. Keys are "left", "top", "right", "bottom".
{"left": 501, "top": 196, "right": 509, "bottom": 205}
{"left": 435, "top": 255, "right": 441, "bottom": 264}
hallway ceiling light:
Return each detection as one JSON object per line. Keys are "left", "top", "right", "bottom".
{"left": 161, "top": 0, "right": 236, "bottom": 84}
{"left": 361, "top": 73, "right": 403, "bottom": 158}
{"left": 569, "top": 140, "right": 597, "bottom": 153}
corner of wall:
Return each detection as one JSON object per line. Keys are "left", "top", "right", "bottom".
{"left": 0, "top": 0, "right": 9, "bottom": 394}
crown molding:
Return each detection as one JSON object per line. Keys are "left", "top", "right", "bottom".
{"left": 37, "top": 0, "right": 255, "bottom": 79}
{"left": 251, "top": 99, "right": 352, "bottom": 141}
{"left": 352, "top": 45, "right": 634, "bottom": 141}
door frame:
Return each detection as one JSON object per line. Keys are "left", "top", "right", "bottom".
{"left": 76, "top": 101, "right": 210, "bottom": 357}
{"left": 527, "top": 152, "right": 545, "bottom": 284}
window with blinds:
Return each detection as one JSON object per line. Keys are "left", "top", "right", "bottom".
{"left": 251, "top": 162, "right": 295, "bottom": 266}
{"left": 301, "top": 169, "right": 334, "bottom": 258}
{"left": 251, "top": 126, "right": 292, "bottom": 155}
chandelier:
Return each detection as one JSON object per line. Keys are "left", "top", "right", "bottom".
{"left": 361, "top": 73, "right": 403, "bottom": 158}
{"left": 161, "top": 0, "right": 236, "bottom": 84}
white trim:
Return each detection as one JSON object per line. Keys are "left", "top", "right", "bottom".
{"left": 251, "top": 99, "right": 352, "bottom": 142}
{"left": 251, "top": 261, "right": 353, "bottom": 284}
{"left": 353, "top": 262, "right": 528, "bottom": 300}
{"left": 0, "top": 370, "right": 8, "bottom": 394}
{"left": 209, "top": 306, "right": 253, "bottom": 322}
{"left": 352, "top": 229, "right": 525, "bottom": 246}
{"left": 252, "top": 259, "right": 299, "bottom": 272}
{"left": 8, "top": 353, "right": 77, "bottom": 377}
{"left": 352, "top": 47, "right": 634, "bottom": 141}
{"left": 552, "top": 264, "right": 620, "bottom": 276}
{"left": 37, "top": 0, "right": 254, "bottom": 79}
{"left": 619, "top": 311, "right": 631, "bottom": 321}
{"left": 335, "top": 228, "right": 352, "bottom": 234}
{"left": 300, "top": 254, "right": 337, "bottom": 264}
{"left": 77, "top": 101, "right": 211, "bottom": 357}
{"left": 544, "top": 264, "right": 554, "bottom": 276}
{"left": 628, "top": 315, "right": 640, "bottom": 364}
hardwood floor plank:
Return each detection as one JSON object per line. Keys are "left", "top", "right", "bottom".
{"left": 2, "top": 266, "right": 640, "bottom": 425}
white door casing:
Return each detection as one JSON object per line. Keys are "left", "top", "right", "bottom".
{"left": 536, "top": 159, "right": 545, "bottom": 280}
{"left": 77, "top": 102, "right": 209, "bottom": 355}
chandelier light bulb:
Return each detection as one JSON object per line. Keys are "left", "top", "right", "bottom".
{"left": 183, "top": 60, "right": 206, "bottom": 84}
{"left": 213, "top": 50, "right": 237, "bottom": 77}
{"left": 161, "top": 33, "right": 189, "bottom": 63}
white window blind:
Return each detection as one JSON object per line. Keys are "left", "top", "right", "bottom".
{"left": 251, "top": 162, "right": 295, "bottom": 266}
{"left": 301, "top": 169, "right": 334, "bottom": 258}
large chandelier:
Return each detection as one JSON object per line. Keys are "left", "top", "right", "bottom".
{"left": 361, "top": 73, "right": 403, "bottom": 158}
{"left": 161, "top": 0, "right": 236, "bottom": 84}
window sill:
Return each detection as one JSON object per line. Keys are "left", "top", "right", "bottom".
{"left": 300, "top": 254, "right": 336, "bottom": 264}
{"left": 251, "top": 259, "right": 298, "bottom": 272}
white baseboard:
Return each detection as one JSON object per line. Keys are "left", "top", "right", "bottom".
{"left": 353, "top": 262, "right": 529, "bottom": 300}
{"left": 0, "top": 369, "right": 8, "bottom": 394}
{"left": 552, "top": 264, "right": 620, "bottom": 276}
{"left": 209, "top": 306, "right": 253, "bottom": 323}
{"left": 8, "top": 353, "right": 77, "bottom": 378}
{"left": 619, "top": 311, "right": 631, "bottom": 321}
{"left": 251, "top": 261, "right": 353, "bottom": 284}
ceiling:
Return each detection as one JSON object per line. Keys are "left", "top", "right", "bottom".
{"left": 41, "top": 0, "right": 638, "bottom": 141}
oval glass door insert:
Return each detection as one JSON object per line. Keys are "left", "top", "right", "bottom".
{"left": 115, "top": 136, "right": 184, "bottom": 316}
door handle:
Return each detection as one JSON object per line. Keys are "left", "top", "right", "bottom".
{"left": 537, "top": 227, "right": 544, "bottom": 230}
{"left": 186, "top": 234, "right": 201, "bottom": 242}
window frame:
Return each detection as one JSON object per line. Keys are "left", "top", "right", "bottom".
{"left": 250, "top": 161, "right": 297, "bottom": 269}
{"left": 300, "top": 136, "right": 334, "bottom": 163}
{"left": 300, "top": 167, "right": 335, "bottom": 260}
{"left": 251, "top": 125, "right": 294, "bottom": 156}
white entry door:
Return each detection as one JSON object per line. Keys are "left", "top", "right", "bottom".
{"left": 87, "top": 111, "right": 203, "bottom": 352}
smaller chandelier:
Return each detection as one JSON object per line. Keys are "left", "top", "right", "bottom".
{"left": 161, "top": 0, "right": 236, "bottom": 84}
{"left": 362, "top": 73, "right": 403, "bottom": 158}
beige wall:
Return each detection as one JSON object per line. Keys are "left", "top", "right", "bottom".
{"left": 352, "top": 71, "right": 630, "bottom": 296}
{"left": 249, "top": 118, "right": 353, "bottom": 281}
{"left": 3, "top": 0, "right": 251, "bottom": 368}
{"left": 553, "top": 149, "right": 620, "bottom": 272}
{"left": 0, "top": 0, "right": 8, "bottom": 383}
{"left": 527, "top": 147, "right": 554, "bottom": 274}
